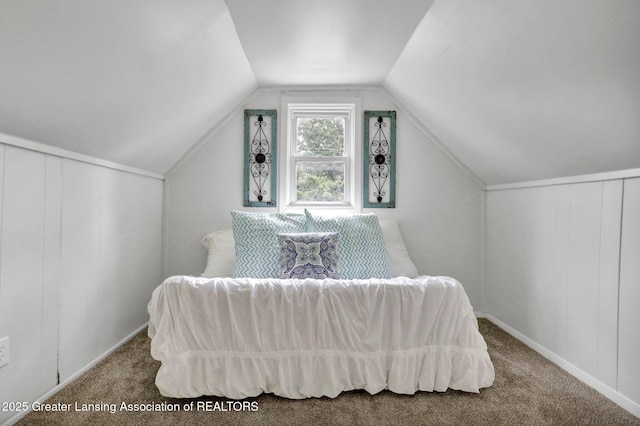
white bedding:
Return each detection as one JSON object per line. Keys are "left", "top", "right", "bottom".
{"left": 147, "top": 275, "right": 494, "bottom": 399}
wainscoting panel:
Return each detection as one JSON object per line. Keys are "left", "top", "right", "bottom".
{"left": 553, "top": 185, "right": 571, "bottom": 361}
{"left": 42, "top": 155, "right": 63, "bottom": 393}
{"left": 597, "top": 180, "right": 623, "bottom": 387}
{"left": 486, "top": 179, "right": 624, "bottom": 392}
{"left": 59, "top": 159, "right": 104, "bottom": 380}
{"left": 0, "top": 143, "right": 163, "bottom": 426}
{"left": 619, "top": 177, "right": 640, "bottom": 403}
{"left": 564, "top": 182, "right": 604, "bottom": 379}
{"left": 0, "top": 146, "right": 50, "bottom": 404}
{"left": 58, "top": 159, "right": 163, "bottom": 382}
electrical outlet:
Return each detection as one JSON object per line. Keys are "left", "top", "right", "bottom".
{"left": 0, "top": 337, "right": 9, "bottom": 368}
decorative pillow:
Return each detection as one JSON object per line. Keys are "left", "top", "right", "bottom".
{"left": 378, "top": 219, "right": 419, "bottom": 278}
{"left": 277, "top": 232, "right": 339, "bottom": 279}
{"left": 201, "top": 229, "right": 236, "bottom": 278}
{"left": 304, "top": 209, "right": 392, "bottom": 279}
{"left": 231, "top": 211, "right": 307, "bottom": 278}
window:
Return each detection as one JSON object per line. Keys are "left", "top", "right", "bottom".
{"left": 284, "top": 103, "right": 356, "bottom": 208}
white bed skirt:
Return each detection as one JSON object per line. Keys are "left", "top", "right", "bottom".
{"left": 147, "top": 275, "right": 494, "bottom": 399}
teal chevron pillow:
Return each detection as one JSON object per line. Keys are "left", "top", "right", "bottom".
{"left": 304, "top": 210, "right": 392, "bottom": 279}
{"left": 277, "top": 232, "right": 340, "bottom": 279}
{"left": 231, "top": 211, "right": 307, "bottom": 278}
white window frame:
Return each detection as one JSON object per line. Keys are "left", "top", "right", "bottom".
{"left": 280, "top": 101, "right": 360, "bottom": 211}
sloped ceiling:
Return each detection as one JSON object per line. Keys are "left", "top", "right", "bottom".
{"left": 386, "top": 0, "right": 640, "bottom": 185}
{"left": 0, "top": 0, "right": 257, "bottom": 174}
{"left": 0, "top": 0, "right": 638, "bottom": 184}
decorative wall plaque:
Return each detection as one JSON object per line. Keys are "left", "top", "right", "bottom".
{"left": 244, "top": 109, "right": 277, "bottom": 207}
{"left": 363, "top": 110, "right": 396, "bottom": 208}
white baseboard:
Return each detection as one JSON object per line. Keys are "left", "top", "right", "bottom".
{"left": 2, "top": 323, "right": 149, "bottom": 426}
{"left": 486, "top": 314, "right": 640, "bottom": 419}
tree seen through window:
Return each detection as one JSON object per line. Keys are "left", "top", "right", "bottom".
{"left": 295, "top": 118, "right": 345, "bottom": 202}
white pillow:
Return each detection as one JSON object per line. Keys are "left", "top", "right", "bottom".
{"left": 201, "top": 229, "right": 236, "bottom": 278}
{"left": 379, "top": 219, "right": 419, "bottom": 278}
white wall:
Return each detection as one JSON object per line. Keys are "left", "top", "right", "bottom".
{"left": 486, "top": 176, "right": 640, "bottom": 414}
{"left": 163, "top": 87, "right": 485, "bottom": 308}
{"left": 0, "top": 143, "right": 163, "bottom": 425}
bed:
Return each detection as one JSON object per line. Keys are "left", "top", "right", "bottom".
{"left": 147, "top": 210, "right": 494, "bottom": 399}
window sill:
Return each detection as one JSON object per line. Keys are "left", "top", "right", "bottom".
{"left": 281, "top": 201, "right": 359, "bottom": 215}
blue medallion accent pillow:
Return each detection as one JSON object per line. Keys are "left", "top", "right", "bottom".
{"left": 277, "top": 232, "right": 339, "bottom": 279}
{"left": 304, "top": 209, "right": 392, "bottom": 279}
{"left": 231, "top": 211, "right": 307, "bottom": 278}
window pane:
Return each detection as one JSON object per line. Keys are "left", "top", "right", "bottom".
{"left": 296, "top": 118, "right": 345, "bottom": 157}
{"left": 296, "top": 162, "right": 345, "bottom": 202}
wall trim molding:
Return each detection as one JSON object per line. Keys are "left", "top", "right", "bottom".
{"left": 0, "top": 133, "right": 164, "bottom": 180}
{"left": 486, "top": 314, "right": 640, "bottom": 418}
{"left": 486, "top": 168, "right": 640, "bottom": 191}
{"left": 3, "top": 323, "right": 149, "bottom": 426}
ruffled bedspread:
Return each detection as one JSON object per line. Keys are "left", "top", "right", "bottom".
{"left": 147, "top": 275, "right": 494, "bottom": 399}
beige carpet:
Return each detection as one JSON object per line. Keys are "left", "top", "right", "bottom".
{"left": 18, "top": 320, "right": 640, "bottom": 425}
